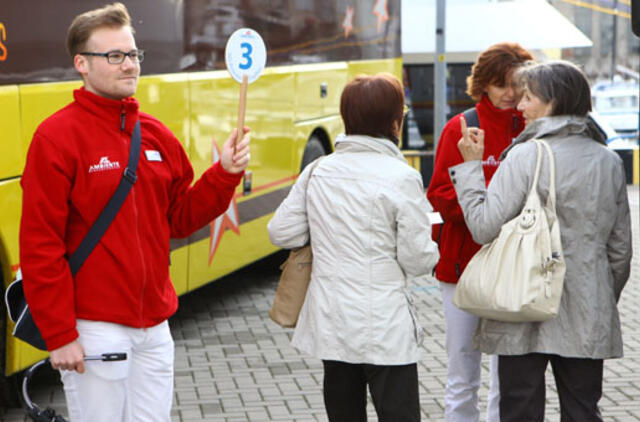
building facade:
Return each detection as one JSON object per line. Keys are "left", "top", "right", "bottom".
{"left": 550, "top": 0, "right": 639, "bottom": 81}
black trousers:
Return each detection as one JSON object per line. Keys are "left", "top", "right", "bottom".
{"left": 322, "top": 360, "right": 420, "bottom": 422}
{"left": 499, "top": 353, "right": 603, "bottom": 422}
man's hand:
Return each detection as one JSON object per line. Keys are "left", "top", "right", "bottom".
{"left": 50, "top": 340, "right": 85, "bottom": 373}
{"left": 221, "top": 127, "right": 251, "bottom": 174}
{"left": 457, "top": 115, "right": 485, "bottom": 162}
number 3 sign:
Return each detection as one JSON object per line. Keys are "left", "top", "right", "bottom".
{"left": 225, "top": 28, "right": 266, "bottom": 149}
{"left": 225, "top": 28, "right": 266, "bottom": 84}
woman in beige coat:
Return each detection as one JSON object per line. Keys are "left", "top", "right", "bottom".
{"left": 451, "top": 61, "right": 632, "bottom": 421}
{"left": 268, "top": 73, "right": 439, "bottom": 421}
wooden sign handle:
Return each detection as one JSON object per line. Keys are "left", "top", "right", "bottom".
{"left": 235, "top": 74, "right": 249, "bottom": 153}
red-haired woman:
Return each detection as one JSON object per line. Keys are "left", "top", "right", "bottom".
{"left": 426, "top": 42, "right": 534, "bottom": 422}
{"left": 269, "top": 73, "right": 440, "bottom": 421}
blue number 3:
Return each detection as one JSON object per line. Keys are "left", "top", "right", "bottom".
{"left": 239, "top": 42, "right": 253, "bottom": 70}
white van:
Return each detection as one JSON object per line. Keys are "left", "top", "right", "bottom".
{"left": 591, "top": 80, "right": 639, "bottom": 149}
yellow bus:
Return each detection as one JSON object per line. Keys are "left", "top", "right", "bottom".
{"left": 0, "top": 0, "right": 401, "bottom": 403}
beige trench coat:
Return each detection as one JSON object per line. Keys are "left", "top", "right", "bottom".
{"left": 268, "top": 134, "right": 439, "bottom": 364}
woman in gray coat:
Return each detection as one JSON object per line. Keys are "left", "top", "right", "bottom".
{"left": 451, "top": 61, "right": 632, "bottom": 421}
{"left": 268, "top": 73, "right": 439, "bottom": 421}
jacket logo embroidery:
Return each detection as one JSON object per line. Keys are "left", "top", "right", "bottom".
{"left": 482, "top": 155, "right": 500, "bottom": 167}
{"left": 89, "top": 156, "right": 121, "bottom": 173}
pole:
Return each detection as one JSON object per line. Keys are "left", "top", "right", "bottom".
{"left": 632, "top": 0, "right": 640, "bottom": 225}
{"left": 236, "top": 74, "right": 248, "bottom": 154}
{"left": 433, "top": 0, "right": 446, "bottom": 158}
{"left": 611, "top": 0, "right": 618, "bottom": 82}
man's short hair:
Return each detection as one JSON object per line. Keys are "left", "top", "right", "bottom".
{"left": 340, "top": 73, "right": 405, "bottom": 145}
{"left": 466, "top": 42, "right": 534, "bottom": 101}
{"left": 66, "top": 2, "right": 133, "bottom": 57}
{"left": 518, "top": 60, "right": 592, "bottom": 117}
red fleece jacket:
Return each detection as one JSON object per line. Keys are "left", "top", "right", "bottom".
{"left": 427, "top": 95, "right": 525, "bottom": 283}
{"left": 20, "top": 88, "right": 243, "bottom": 350}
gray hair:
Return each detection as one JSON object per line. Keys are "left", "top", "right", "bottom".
{"left": 517, "top": 60, "right": 592, "bottom": 116}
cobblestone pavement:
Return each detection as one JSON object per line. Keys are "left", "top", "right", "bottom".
{"left": 2, "top": 186, "right": 639, "bottom": 422}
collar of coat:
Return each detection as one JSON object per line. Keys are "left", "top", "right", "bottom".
{"left": 499, "top": 114, "right": 607, "bottom": 160}
{"left": 73, "top": 87, "right": 141, "bottom": 134}
{"left": 334, "top": 134, "right": 407, "bottom": 163}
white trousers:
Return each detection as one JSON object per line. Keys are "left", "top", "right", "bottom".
{"left": 61, "top": 319, "right": 174, "bottom": 422}
{"left": 440, "top": 282, "right": 500, "bottom": 422}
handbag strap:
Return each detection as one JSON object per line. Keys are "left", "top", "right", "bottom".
{"left": 529, "top": 140, "right": 544, "bottom": 197}
{"left": 532, "top": 139, "right": 557, "bottom": 213}
{"left": 538, "top": 140, "right": 557, "bottom": 212}
{"left": 67, "top": 120, "right": 141, "bottom": 275}
{"left": 301, "top": 157, "right": 324, "bottom": 245}
{"left": 462, "top": 107, "right": 480, "bottom": 129}
{"left": 304, "top": 157, "right": 324, "bottom": 194}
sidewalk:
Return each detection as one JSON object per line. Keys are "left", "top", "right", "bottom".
{"left": 2, "top": 186, "right": 638, "bottom": 421}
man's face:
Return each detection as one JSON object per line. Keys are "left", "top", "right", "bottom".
{"left": 74, "top": 26, "right": 140, "bottom": 100}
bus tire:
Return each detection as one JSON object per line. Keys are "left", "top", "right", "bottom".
{"left": 301, "top": 135, "right": 326, "bottom": 171}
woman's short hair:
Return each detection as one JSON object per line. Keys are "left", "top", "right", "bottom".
{"left": 66, "top": 2, "right": 132, "bottom": 57}
{"left": 340, "top": 73, "right": 405, "bottom": 144}
{"left": 518, "top": 60, "right": 592, "bottom": 116}
{"left": 466, "top": 42, "right": 534, "bottom": 101}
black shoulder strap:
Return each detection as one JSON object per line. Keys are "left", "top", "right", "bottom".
{"left": 67, "top": 120, "right": 141, "bottom": 275}
{"left": 462, "top": 107, "right": 480, "bottom": 129}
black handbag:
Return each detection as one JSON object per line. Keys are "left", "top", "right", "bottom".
{"left": 4, "top": 121, "right": 141, "bottom": 350}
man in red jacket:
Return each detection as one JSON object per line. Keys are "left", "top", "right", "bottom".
{"left": 19, "top": 3, "right": 250, "bottom": 421}
{"left": 427, "top": 43, "right": 532, "bottom": 422}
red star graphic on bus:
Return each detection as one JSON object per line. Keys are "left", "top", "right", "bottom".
{"left": 209, "top": 139, "right": 240, "bottom": 264}
{"left": 343, "top": 5, "right": 354, "bottom": 39}
{"left": 373, "top": 0, "right": 389, "bottom": 34}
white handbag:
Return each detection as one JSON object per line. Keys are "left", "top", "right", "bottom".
{"left": 453, "top": 139, "right": 566, "bottom": 322}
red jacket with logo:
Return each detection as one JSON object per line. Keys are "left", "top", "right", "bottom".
{"left": 20, "top": 88, "right": 243, "bottom": 350}
{"left": 426, "top": 95, "right": 525, "bottom": 284}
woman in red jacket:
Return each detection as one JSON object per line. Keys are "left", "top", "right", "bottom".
{"left": 426, "top": 42, "right": 533, "bottom": 422}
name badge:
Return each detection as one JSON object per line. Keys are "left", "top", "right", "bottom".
{"left": 145, "top": 150, "right": 162, "bottom": 162}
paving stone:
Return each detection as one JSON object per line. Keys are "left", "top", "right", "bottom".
{"left": 2, "top": 186, "right": 639, "bottom": 422}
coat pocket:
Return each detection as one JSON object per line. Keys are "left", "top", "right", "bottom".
{"left": 75, "top": 320, "right": 131, "bottom": 381}
{"left": 403, "top": 289, "right": 424, "bottom": 344}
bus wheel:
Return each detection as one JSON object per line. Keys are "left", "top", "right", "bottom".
{"left": 301, "top": 135, "right": 326, "bottom": 170}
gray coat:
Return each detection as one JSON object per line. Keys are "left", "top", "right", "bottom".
{"left": 268, "top": 135, "right": 439, "bottom": 364}
{"left": 450, "top": 115, "right": 632, "bottom": 359}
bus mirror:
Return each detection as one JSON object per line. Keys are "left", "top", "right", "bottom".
{"left": 633, "top": 0, "right": 640, "bottom": 37}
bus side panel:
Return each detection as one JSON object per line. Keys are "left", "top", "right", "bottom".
{"left": 137, "top": 75, "right": 191, "bottom": 296}
{"left": 186, "top": 69, "right": 296, "bottom": 291}
{"left": 0, "top": 86, "right": 23, "bottom": 375}
{"left": 0, "top": 86, "right": 22, "bottom": 180}
{"left": 19, "top": 82, "right": 80, "bottom": 148}
{"left": 0, "top": 179, "right": 46, "bottom": 376}
{"left": 293, "top": 62, "right": 347, "bottom": 123}
{"left": 294, "top": 62, "right": 349, "bottom": 163}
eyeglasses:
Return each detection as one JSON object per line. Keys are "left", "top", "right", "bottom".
{"left": 403, "top": 104, "right": 410, "bottom": 117}
{"left": 79, "top": 49, "right": 145, "bottom": 64}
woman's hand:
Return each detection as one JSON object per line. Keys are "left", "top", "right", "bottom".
{"left": 457, "top": 116, "right": 485, "bottom": 162}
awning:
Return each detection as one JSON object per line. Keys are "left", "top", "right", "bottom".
{"left": 402, "top": 0, "right": 593, "bottom": 64}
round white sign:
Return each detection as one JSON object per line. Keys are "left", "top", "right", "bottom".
{"left": 225, "top": 28, "right": 267, "bottom": 84}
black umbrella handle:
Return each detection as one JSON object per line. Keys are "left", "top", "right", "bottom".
{"left": 21, "top": 353, "right": 127, "bottom": 421}
{"left": 84, "top": 352, "right": 127, "bottom": 362}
